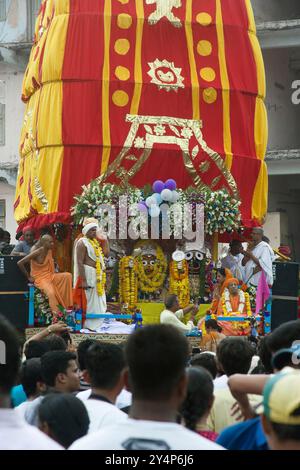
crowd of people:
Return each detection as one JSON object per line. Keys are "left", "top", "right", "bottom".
{"left": 1, "top": 313, "right": 300, "bottom": 450}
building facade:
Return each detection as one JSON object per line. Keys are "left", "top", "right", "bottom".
{"left": 0, "top": 0, "right": 299, "bottom": 258}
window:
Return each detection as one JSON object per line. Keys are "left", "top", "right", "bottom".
{"left": 27, "top": 0, "right": 42, "bottom": 41}
{"left": 0, "top": 0, "right": 6, "bottom": 22}
{"left": 0, "top": 200, "right": 5, "bottom": 229}
{"left": 0, "top": 104, "right": 4, "bottom": 146}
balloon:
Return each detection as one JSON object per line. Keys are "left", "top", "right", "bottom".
{"left": 171, "top": 190, "right": 180, "bottom": 203}
{"left": 152, "top": 180, "right": 165, "bottom": 193}
{"left": 138, "top": 202, "right": 148, "bottom": 213}
{"left": 146, "top": 196, "right": 156, "bottom": 207}
{"left": 165, "top": 179, "right": 177, "bottom": 191}
{"left": 149, "top": 205, "right": 160, "bottom": 218}
{"left": 161, "top": 189, "right": 173, "bottom": 202}
{"left": 153, "top": 193, "right": 162, "bottom": 205}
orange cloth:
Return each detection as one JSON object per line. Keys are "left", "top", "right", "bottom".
{"left": 217, "top": 292, "right": 250, "bottom": 336}
{"left": 31, "top": 250, "right": 73, "bottom": 313}
{"left": 222, "top": 278, "right": 239, "bottom": 289}
{"left": 200, "top": 332, "right": 226, "bottom": 353}
{"left": 210, "top": 269, "right": 233, "bottom": 315}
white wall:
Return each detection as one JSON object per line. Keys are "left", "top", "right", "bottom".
{"left": 0, "top": 181, "right": 17, "bottom": 242}
{"left": 252, "top": 0, "right": 300, "bottom": 22}
{"left": 0, "top": 62, "right": 25, "bottom": 166}
{"left": 263, "top": 47, "right": 300, "bottom": 150}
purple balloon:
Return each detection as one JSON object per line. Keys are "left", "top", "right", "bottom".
{"left": 152, "top": 180, "right": 165, "bottom": 194}
{"left": 138, "top": 202, "right": 148, "bottom": 213}
{"left": 165, "top": 179, "right": 177, "bottom": 191}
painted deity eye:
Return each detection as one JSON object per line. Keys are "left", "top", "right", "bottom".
{"left": 142, "top": 260, "right": 147, "bottom": 266}
{"left": 185, "top": 252, "right": 193, "bottom": 261}
{"left": 150, "top": 260, "right": 155, "bottom": 266}
{"left": 196, "top": 252, "right": 204, "bottom": 261}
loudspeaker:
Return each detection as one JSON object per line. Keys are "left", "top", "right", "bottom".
{"left": 0, "top": 256, "right": 29, "bottom": 292}
{"left": 272, "top": 262, "right": 299, "bottom": 297}
{"left": 271, "top": 299, "right": 298, "bottom": 331}
{"left": 0, "top": 294, "right": 28, "bottom": 330}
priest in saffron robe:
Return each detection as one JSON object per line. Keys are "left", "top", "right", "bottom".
{"left": 217, "top": 278, "right": 252, "bottom": 336}
{"left": 17, "top": 234, "right": 73, "bottom": 315}
{"left": 73, "top": 221, "right": 108, "bottom": 331}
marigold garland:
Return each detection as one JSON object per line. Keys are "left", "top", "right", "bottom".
{"left": 119, "top": 256, "right": 138, "bottom": 309}
{"left": 169, "top": 260, "right": 190, "bottom": 308}
{"left": 221, "top": 288, "right": 252, "bottom": 334}
{"left": 135, "top": 241, "right": 167, "bottom": 293}
{"left": 87, "top": 238, "right": 106, "bottom": 296}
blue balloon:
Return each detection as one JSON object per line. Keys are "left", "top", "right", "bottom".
{"left": 153, "top": 193, "right": 162, "bottom": 205}
{"left": 152, "top": 180, "right": 165, "bottom": 194}
{"left": 165, "top": 179, "right": 177, "bottom": 191}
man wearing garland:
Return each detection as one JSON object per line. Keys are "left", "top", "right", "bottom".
{"left": 74, "top": 221, "right": 109, "bottom": 331}
{"left": 217, "top": 278, "right": 251, "bottom": 336}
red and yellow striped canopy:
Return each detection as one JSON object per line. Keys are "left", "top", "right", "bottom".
{"left": 15, "top": 0, "right": 268, "bottom": 230}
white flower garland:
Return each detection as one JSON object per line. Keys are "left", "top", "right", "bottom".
{"left": 224, "top": 288, "right": 245, "bottom": 314}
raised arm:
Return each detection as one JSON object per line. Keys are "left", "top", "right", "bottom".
{"left": 17, "top": 248, "right": 42, "bottom": 282}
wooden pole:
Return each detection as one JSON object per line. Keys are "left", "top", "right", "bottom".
{"left": 212, "top": 232, "right": 219, "bottom": 263}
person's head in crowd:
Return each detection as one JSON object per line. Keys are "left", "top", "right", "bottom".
{"left": 261, "top": 369, "right": 300, "bottom": 450}
{"left": 216, "top": 268, "right": 226, "bottom": 285}
{"left": 41, "top": 351, "right": 80, "bottom": 393}
{"left": 190, "top": 353, "right": 217, "bottom": 380}
{"left": 164, "top": 294, "right": 180, "bottom": 313}
{"left": 251, "top": 336, "right": 273, "bottom": 374}
{"left": 38, "top": 394, "right": 90, "bottom": 448}
{"left": 22, "top": 228, "right": 35, "bottom": 246}
{"left": 251, "top": 227, "right": 264, "bottom": 245}
{"left": 44, "top": 334, "right": 67, "bottom": 352}
{"left": 77, "top": 339, "right": 98, "bottom": 372}
{"left": 266, "top": 320, "right": 300, "bottom": 371}
{"left": 59, "top": 331, "right": 75, "bottom": 352}
{"left": 205, "top": 319, "right": 223, "bottom": 335}
{"left": 2, "top": 231, "right": 11, "bottom": 245}
{"left": 24, "top": 340, "right": 49, "bottom": 360}
{"left": 20, "top": 358, "right": 45, "bottom": 400}
{"left": 217, "top": 338, "right": 254, "bottom": 377}
{"left": 0, "top": 315, "right": 20, "bottom": 402}
{"left": 85, "top": 342, "right": 125, "bottom": 403}
{"left": 125, "top": 325, "right": 189, "bottom": 419}
{"left": 180, "top": 367, "right": 214, "bottom": 432}
{"left": 229, "top": 240, "right": 243, "bottom": 256}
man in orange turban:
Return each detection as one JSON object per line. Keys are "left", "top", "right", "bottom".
{"left": 217, "top": 278, "right": 251, "bottom": 336}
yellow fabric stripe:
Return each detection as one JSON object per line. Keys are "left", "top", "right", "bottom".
{"left": 185, "top": 0, "right": 200, "bottom": 120}
{"left": 36, "top": 147, "right": 64, "bottom": 214}
{"left": 37, "top": 82, "right": 63, "bottom": 147}
{"left": 254, "top": 97, "right": 268, "bottom": 160}
{"left": 252, "top": 161, "right": 268, "bottom": 222}
{"left": 130, "top": 0, "right": 144, "bottom": 115}
{"left": 245, "top": 0, "right": 256, "bottom": 34}
{"left": 216, "top": 0, "right": 233, "bottom": 170}
{"left": 14, "top": 154, "right": 32, "bottom": 223}
{"left": 248, "top": 33, "right": 266, "bottom": 99}
{"left": 42, "top": 7, "right": 70, "bottom": 83}
{"left": 54, "top": 0, "right": 70, "bottom": 15}
{"left": 101, "top": 0, "right": 112, "bottom": 175}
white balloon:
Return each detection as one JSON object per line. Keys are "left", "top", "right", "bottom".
{"left": 149, "top": 205, "right": 160, "bottom": 218}
{"left": 171, "top": 190, "right": 180, "bottom": 203}
{"left": 146, "top": 196, "right": 156, "bottom": 207}
{"left": 161, "top": 189, "right": 172, "bottom": 202}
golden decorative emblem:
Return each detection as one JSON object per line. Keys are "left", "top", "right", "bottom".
{"left": 148, "top": 59, "right": 185, "bottom": 92}
{"left": 146, "top": 0, "right": 182, "bottom": 28}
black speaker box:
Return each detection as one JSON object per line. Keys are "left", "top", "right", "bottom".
{"left": 0, "top": 294, "right": 28, "bottom": 330}
{"left": 271, "top": 299, "right": 298, "bottom": 331}
{"left": 0, "top": 256, "right": 29, "bottom": 292}
{"left": 272, "top": 262, "right": 299, "bottom": 297}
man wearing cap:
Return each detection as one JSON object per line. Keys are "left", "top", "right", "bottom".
{"left": 242, "top": 227, "right": 275, "bottom": 288}
{"left": 74, "top": 221, "right": 109, "bottom": 331}
{"left": 261, "top": 369, "right": 300, "bottom": 450}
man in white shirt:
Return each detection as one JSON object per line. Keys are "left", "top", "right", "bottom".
{"left": 242, "top": 228, "right": 275, "bottom": 287}
{"left": 70, "top": 324, "right": 223, "bottom": 450}
{"left": 208, "top": 337, "right": 260, "bottom": 434}
{"left": 0, "top": 315, "right": 62, "bottom": 450}
{"left": 80, "top": 342, "right": 127, "bottom": 433}
{"left": 221, "top": 240, "right": 245, "bottom": 282}
{"left": 160, "top": 294, "right": 198, "bottom": 333}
